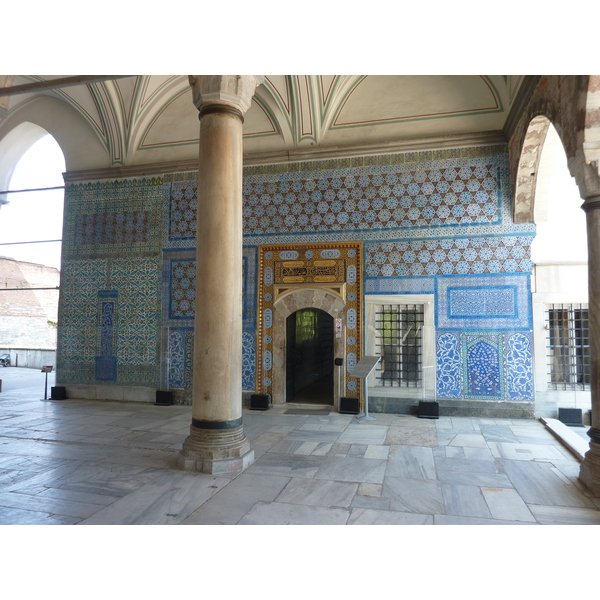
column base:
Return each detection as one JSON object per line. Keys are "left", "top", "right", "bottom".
{"left": 578, "top": 440, "right": 600, "bottom": 497}
{"left": 178, "top": 423, "right": 254, "bottom": 474}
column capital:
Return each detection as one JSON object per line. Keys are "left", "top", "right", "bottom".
{"left": 188, "top": 75, "right": 263, "bottom": 116}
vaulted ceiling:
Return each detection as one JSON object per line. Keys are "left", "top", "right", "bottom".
{"left": 1, "top": 75, "right": 529, "bottom": 173}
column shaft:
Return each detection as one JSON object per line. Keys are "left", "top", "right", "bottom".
{"left": 192, "top": 110, "right": 243, "bottom": 423}
{"left": 579, "top": 198, "right": 600, "bottom": 495}
{"left": 179, "top": 76, "right": 261, "bottom": 474}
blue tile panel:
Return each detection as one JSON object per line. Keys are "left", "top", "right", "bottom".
{"left": 162, "top": 147, "right": 535, "bottom": 250}
{"left": 63, "top": 178, "right": 163, "bottom": 258}
{"left": 365, "top": 236, "right": 533, "bottom": 277}
{"left": 436, "top": 331, "right": 534, "bottom": 402}
{"left": 436, "top": 274, "right": 532, "bottom": 331}
{"left": 58, "top": 256, "right": 161, "bottom": 387}
{"left": 57, "top": 145, "right": 537, "bottom": 407}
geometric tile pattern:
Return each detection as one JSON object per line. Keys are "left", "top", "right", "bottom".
{"left": 242, "top": 161, "right": 501, "bottom": 236}
{"left": 365, "top": 236, "right": 533, "bottom": 277}
{"left": 436, "top": 274, "right": 532, "bottom": 331}
{"left": 169, "top": 181, "right": 197, "bottom": 241}
{"left": 364, "top": 276, "right": 435, "bottom": 295}
{"left": 170, "top": 260, "right": 196, "bottom": 319}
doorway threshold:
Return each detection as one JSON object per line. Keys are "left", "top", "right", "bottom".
{"left": 284, "top": 403, "right": 332, "bottom": 416}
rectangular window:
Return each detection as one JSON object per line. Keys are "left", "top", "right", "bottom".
{"left": 374, "top": 304, "right": 424, "bottom": 387}
{"left": 546, "top": 303, "right": 590, "bottom": 390}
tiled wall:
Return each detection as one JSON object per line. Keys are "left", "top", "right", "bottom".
{"left": 57, "top": 144, "right": 537, "bottom": 406}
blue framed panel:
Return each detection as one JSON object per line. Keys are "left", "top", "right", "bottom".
{"left": 435, "top": 273, "right": 532, "bottom": 330}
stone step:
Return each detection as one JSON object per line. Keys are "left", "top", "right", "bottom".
{"left": 540, "top": 417, "right": 590, "bottom": 462}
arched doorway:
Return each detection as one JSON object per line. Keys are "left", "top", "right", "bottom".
{"left": 286, "top": 308, "right": 334, "bottom": 404}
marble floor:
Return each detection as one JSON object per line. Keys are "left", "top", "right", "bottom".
{"left": 0, "top": 388, "right": 599, "bottom": 525}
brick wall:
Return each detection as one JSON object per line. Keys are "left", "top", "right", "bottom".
{"left": 0, "top": 257, "right": 60, "bottom": 349}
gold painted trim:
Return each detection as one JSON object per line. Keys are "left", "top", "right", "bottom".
{"left": 274, "top": 283, "right": 347, "bottom": 304}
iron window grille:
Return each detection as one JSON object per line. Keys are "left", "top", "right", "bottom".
{"left": 546, "top": 303, "right": 590, "bottom": 391}
{"left": 374, "top": 304, "right": 424, "bottom": 387}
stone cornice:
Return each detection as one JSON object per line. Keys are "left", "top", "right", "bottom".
{"left": 63, "top": 130, "right": 507, "bottom": 183}
{"left": 503, "top": 75, "right": 542, "bottom": 140}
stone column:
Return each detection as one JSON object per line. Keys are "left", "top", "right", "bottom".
{"left": 579, "top": 195, "right": 600, "bottom": 496}
{"left": 179, "top": 75, "right": 261, "bottom": 474}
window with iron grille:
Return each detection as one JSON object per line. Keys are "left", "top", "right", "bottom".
{"left": 374, "top": 304, "right": 424, "bottom": 387}
{"left": 546, "top": 303, "right": 590, "bottom": 390}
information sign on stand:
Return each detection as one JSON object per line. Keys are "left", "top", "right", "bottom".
{"left": 41, "top": 366, "right": 53, "bottom": 400}
{"left": 352, "top": 356, "right": 381, "bottom": 422}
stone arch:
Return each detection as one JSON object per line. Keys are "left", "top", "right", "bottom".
{"left": 509, "top": 76, "right": 591, "bottom": 220}
{"left": 271, "top": 288, "right": 346, "bottom": 407}
{"left": 513, "top": 115, "right": 553, "bottom": 223}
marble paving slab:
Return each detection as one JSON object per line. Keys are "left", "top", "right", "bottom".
{"left": 487, "top": 441, "right": 569, "bottom": 461}
{"left": 480, "top": 487, "right": 536, "bottom": 522}
{"left": 348, "top": 507, "right": 433, "bottom": 525}
{"left": 51, "top": 462, "right": 166, "bottom": 498}
{"left": 276, "top": 477, "right": 358, "bottom": 508}
{"left": 383, "top": 476, "right": 444, "bottom": 514}
{"left": 180, "top": 473, "right": 290, "bottom": 525}
{"left": 479, "top": 425, "right": 520, "bottom": 443}
{"left": 78, "top": 471, "right": 230, "bottom": 525}
{"left": 442, "top": 483, "right": 492, "bottom": 519}
{"left": 498, "top": 459, "right": 597, "bottom": 508}
{"left": 0, "top": 505, "right": 73, "bottom": 525}
{"left": 436, "top": 470, "right": 513, "bottom": 489}
{"left": 385, "top": 426, "right": 438, "bottom": 447}
{"left": 314, "top": 456, "right": 387, "bottom": 484}
{"left": 238, "top": 501, "right": 349, "bottom": 525}
{"left": 386, "top": 446, "right": 437, "bottom": 480}
{"left": 434, "top": 456, "right": 498, "bottom": 474}
{"left": 0, "top": 489, "right": 106, "bottom": 520}
{"left": 245, "top": 452, "right": 324, "bottom": 479}
{"left": 448, "top": 433, "right": 488, "bottom": 448}
{"left": 350, "top": 495, "right": 392, "bottom": 510}
{"left": 527, "top": 504, "right": 600, "bottom": 525}
{"left": 433, "top": 514, "right": 537, "bottom": 525}
{"left": 337, "top": 425, "right": 388, "bottom": 445}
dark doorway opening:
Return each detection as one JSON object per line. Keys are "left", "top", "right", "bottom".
{"left": 286, "top": 308, "right": 334, "bottom": 404}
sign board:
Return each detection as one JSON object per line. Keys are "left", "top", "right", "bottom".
{"left": 351, "top": 356, "right": 380, "bottom": 379}
{"left": 41, "top": 366, "right": 53, "bottom": 373}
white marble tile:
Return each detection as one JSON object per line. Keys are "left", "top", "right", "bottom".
{"left": 348, "top": 508, "right": 433, "bottom": 525}
{"left": 481, "top": 487, "right": 536, "bottom": 522}
{"left": 448, "top": 433, "right": 488, "bottom": 448}
{"left": 294, "top": 441, "right": 320, "bottom": 455}
{"left": 387, "top": 446, "right": 437, "bottom": 480}
{"left": 314, "top": 456, "right": 387, "bottom": 484}
{"left": 487, "top": 442, "right": 567, "bottom": 461}
{"left": 528, "top": 504, "right": 600, "bottom": 525}
{"left": 78, "top": 471, "right": 230, "bottom": 525}
{"left": 238, "top": 501, "right": 349, "bottom": 525}
{"left": 365, "top": 445, "right": 390, "bottom": 460}
{"left": 442, "top": 483, "right": 492, "bottom": 519}
{"left": 434, "top": 514, "right": 537, "bottom": 525}
{"left": 463, "top": 446, "right": 495, "bottom": 461}
{"left": 383, "top": 476, "right": 444, "bottom": 514}
{"left": 276, "top": 478, "right": 358, "bottom": 508}
{"left": 181, "top": 473, "right": 290, "bottom": 525}
{"left": 337, "top": 425, "right": 388, "bottom": 445}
